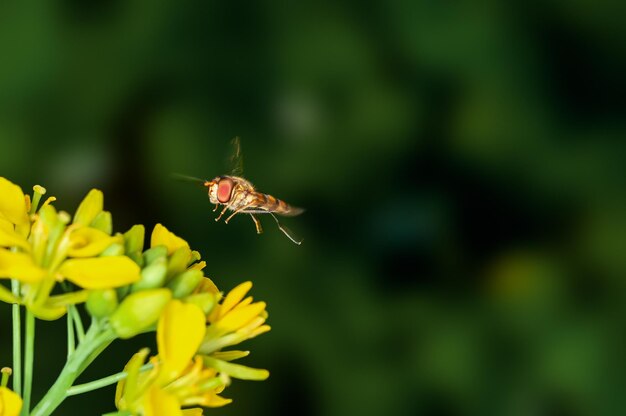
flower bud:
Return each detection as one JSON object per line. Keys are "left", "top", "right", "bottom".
{"left": 131, "top": 259, "right": 167, "bottom": 292}
{"left": 91, "top": 211, "right": 112, "bottom": 234}
{"left": 150, "top": 223, "right": 189, "bottom": 255}
{"left": 124, "top": 224, "right": 145, "bottom": 255}
{"left": 86, "top": 289, "right": 118, "bottom": 318}
{"left": 166, "top": 269, "right": 203, "bottom": 299}
{"left": 166, "top": 246, "right": 192, "bottom": 279}
{"left": 183, "top": 292, "right": 217, "bottom": 315}
{"left": 100, "top": 243, "right": 125, "bottom": 257}
{"left": 142, "top": 245, "right": 167, "bottom": 265}
{"left": 126, "top": 252, "right": 144, "bottom": 268}
{"left": 116, "top": 285, "right": 130, "bottom": 301}
{"left": 110, "top": 288, "right": 172, "bottom": 339}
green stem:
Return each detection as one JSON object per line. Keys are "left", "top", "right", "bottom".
{"left": 11, "top": 280, "right": 21, "bottom": 396}
{"left": 21, "top": 309, "right": 35, "bottom": 416}
{"left": 66, "top": 363, "right": 153, "bottom": 397}
{"left": 70, "top": 306, "right": 85, "bottom": 343}
{"left": 30, "top": 323, "right": 116, "bottom": 416}
{"left": 67, "top": 311, "right": 75, "bottom": 359}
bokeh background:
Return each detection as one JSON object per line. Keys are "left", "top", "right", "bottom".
{"left": 1, "top": 1, "right": 625, "bottom": 415}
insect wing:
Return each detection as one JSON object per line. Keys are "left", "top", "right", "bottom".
{"left": 229, "top": 136, "right": 244, "bottom": 176}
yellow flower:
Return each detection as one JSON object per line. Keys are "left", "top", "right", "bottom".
{"left": 0, "top": 386, "right": 22, "bottom": 416}
{"left": 116, "top": 300, "right": 226, "bottom": 415}
{"left": 200, "top": 281, "right": 271, "bottom": 354}
{"left": 0, "top": 178, "right": 141, "bottom": 319}
{"left": 116, "top": 280, "right": 272, "bottom": 414}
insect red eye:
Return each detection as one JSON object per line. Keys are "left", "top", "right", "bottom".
{"left": 217, "top": 179, "right": 234, "bottom": 203}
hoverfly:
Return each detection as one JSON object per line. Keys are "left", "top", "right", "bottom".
{"left": 175, "top": 138, "right": 304, "bottom": 244}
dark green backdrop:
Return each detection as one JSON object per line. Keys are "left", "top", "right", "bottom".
{"left": 1, "top": 1, "right": 625, "bottom": 415}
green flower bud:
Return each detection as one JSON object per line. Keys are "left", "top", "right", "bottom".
{"left": 99, "top": 242, "right": 125, "bottom": 257}
{"left": 86, "top": 289, "right": 118, "bottom": 318}
{"left": 142, "top": 245, "right": 167, "bottom": 265}
{"left": 91, "top": 211, "right": 112, "bottom": 234}
{"left": 116, "top": 284, "right": 130, "bottom": 301}
{"left": 127, "top": 252, "right": 144, "bottom": 268}
{"left": 166, "top": 246, "right": 192, "bottom": 279}
{"left": 124, "top": 224, "right": 145, "bottom": 255}
{"left": 183, "top": 292, "right": 217, "bottom": 315}
{"left": 131, "top": 259, "right": 167, "bottom": 292}
{"left": 166, "top": 269, "right": 204, "bottom": 299}
{"left": 110, "top": 288, "right": 172, "bottom": 339}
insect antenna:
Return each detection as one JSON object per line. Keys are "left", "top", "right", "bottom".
{"left": 171, "top": 173, "right": 207, "bottom": 187}
{"left": 268, "top": 212, "right": 303, "bottom": 245}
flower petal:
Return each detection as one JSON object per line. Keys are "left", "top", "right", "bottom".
{"left": 0, "top": 386, "right": 23, "bottom": 416}
{"left": 59, "top": 256, "right": 140, "bottom": 289}
{"left": 203, "top": 356, "right": 269, "bottom": 381}
{"left": 182, "top": 408, "right": 204, "bottom": 416}
{"left": 143, "top": 387, "right": 182, "bottom": 416}
{"left": 151, "top": 224, "right": 189, "bottom": 255}
{"left": 0, "top": 284, "right": 19, "bottom": 304}
{"left": 0, "top": 178, "right": 29, "bottom": 227}
{"left": 116, "top": 348, "right": 150, "bottom": 409}
{"left": 216, "top": 302, "right": 266, "bottom": 333}
{"left": 0, "top": 249, "right": 46, "bottom": 283}
{"left": 0, "top": 221, "right": 29, "bottom": 251}
{"left": 27, "top": 302, "right": 67, "bottom": 321}
{"left": 217, "top": 281, "right": 252, "bottom": 319}
{"left": 211, "top": 350, "right": 250, "bottom": 361}
{"left": 68, "top": 227, "right": 121, "bottom": 257}
{"left": 73, "top": 189, "right": 103, "bottom": 226}
{"left": 197, "top": 392, "right": 232, "bottom": 408}
{"left": 158, "top": 300, "right": 206, "bottom": 380}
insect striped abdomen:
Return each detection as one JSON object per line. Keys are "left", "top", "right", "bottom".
{"left": 250, "top": 193, "right": 303, "bottom": 216}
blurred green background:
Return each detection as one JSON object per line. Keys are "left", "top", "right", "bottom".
{"left": 1, "top": 1, "right": 625, "bottom": 415}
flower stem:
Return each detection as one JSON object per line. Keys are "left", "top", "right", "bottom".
{"left": 66, "top": 363, "right": 153, "bottom": 397}
{"left": 11, "top": 280, "right": 21, "bottom": 396}
{"left": 21, "top": 309, "right": 35, "bottom": 416}
{"left": 30, "top": 323, "right": 116, "bottom": 416}
{"left": 70, "top": 306, "right": 85, "bottom": 343}
{"left": 67, "top": 311, "right": 75, "bottom": 359}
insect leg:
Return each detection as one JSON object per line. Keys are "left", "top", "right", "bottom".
{"left": 268, "top": 212, "right": 303, "bottom": 245}
{"left": 215, "top": 201, "right": 235, "bottom": 222}
{"left": 250, "top": 214, "right": 263, "bottom": 234}
{"left": 224, "top": 202, "right": 255, "bottom": 224}
{"left": 213, "top": 204, "right": 219, "bottom": 212}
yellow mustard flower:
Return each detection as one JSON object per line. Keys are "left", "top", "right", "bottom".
{"left": 200, "top": 281, "right": 271, "bottom": 354}
{"left": 0, "top": 386, "right": 22, "bottom": 416}
{"left": 116, "top": 300, "right": 227, "bottom": 415}
{"left": 0, "top": 178, "right": 141, "bottom": 319}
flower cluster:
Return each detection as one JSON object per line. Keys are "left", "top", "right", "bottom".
{"left": 0, "top": 179, "right": 140, "bottom": 319}
{"left": 0, "top": 177, "right": 270, "bottom": 416}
